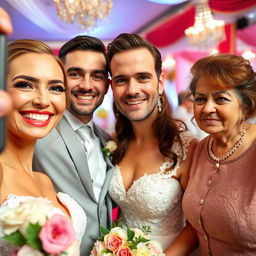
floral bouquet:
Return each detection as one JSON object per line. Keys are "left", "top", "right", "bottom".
{"left": 90, "top": 224, "right": 165, "bottom": 256}
{"left": 0, "top": 197, "right": 78, "bottom": 256}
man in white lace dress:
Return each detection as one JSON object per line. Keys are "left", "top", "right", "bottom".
{"left": 107, "top": 33, "right": 199, "bottom": 256}
{"left": 33, "top": 36, "right": 113, "bottom": 255}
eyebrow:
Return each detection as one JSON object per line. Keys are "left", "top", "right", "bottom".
{"left": 113, "top": 72, "right": 152, "bottom": 80}
{"left": 12, "top": 75, "right": 38, "bottom": 83}
{"left": 67, "top": 67, "right": 107, "bottom": 75}
{"left": 66, "top": 67, "right": 84, "bottom": 73}
{"left": 12, "top": 75, "right": 64, "bottom": 85}
{"left": 195, "top": 90, "right": 232, "bottom": 97}
{"left": 112, "top": 74, "right": 125, "bottom": 81}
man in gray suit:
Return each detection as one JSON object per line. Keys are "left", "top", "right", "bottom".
{"left": 33, "top": 36, "right": 113, "bottom": 255}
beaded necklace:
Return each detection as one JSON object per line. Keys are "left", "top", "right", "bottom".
{"left": 208, "top": 128, "right": 247, "bottom": 168}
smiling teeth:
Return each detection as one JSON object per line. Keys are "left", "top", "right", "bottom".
{"left": 127, "top": 100, "right": 143, "bottom": 105}
{"left": 23, "top": 113, "right": 50, "bottom": 121}
{"left": 77, "top": 95, "right": 93, "bottom": 100}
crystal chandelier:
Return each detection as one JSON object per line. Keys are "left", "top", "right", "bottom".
{"left": 185, "top": 0, "right": 225, "bottom": 48}
{"left": 54, "top": 0, "right": 112, "bottom": 30}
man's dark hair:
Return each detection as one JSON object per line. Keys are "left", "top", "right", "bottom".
{"left": 58, "top": 35, "right": 108, "bottom": 69}
{"left": 107, "top": 33, "right": 162, "bottom": 78}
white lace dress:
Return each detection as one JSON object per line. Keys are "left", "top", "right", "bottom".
{"left": 109, "top": 132, "right": 195, "bottom": 250}
{"left": 0, "top": 192, "right": 86, "bottom": 255}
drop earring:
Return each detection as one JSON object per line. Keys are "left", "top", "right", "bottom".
{"left": 157, "top": 95, "right": 162, "bottom": 112}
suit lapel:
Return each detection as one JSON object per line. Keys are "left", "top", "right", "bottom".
{"left": 58, "top": 118, "right": 96, "bottom": 202}
{"left": 93, "top": 124, "right": 114, "bottom": 206}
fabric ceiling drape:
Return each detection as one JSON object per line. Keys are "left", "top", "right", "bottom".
{"left": 145, "top": 0, "right": 256, "bottom": 48}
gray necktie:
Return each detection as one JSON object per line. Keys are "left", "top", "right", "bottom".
{"left": 76, "top": 125, "right": 99, "bottom": 182}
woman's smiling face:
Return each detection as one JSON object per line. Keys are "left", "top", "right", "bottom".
{"left": 193, "top": 77, "right": 244, "bottom": 136}
{"left": 7, "top": 53, "right": 66, "bottom": 140}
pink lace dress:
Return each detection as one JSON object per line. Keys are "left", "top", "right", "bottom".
{"left": 183, "top": 137, "right": 256, "bottom": 255}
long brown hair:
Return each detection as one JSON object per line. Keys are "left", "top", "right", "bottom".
{"left": 108, "top": 33, "right": 184, "bottom": 165}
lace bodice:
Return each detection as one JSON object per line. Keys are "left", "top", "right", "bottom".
{"left": 0, "top": 193, "right": 86, "bottom": 255}
{"left": 109, "top": 132, "right": 195, "bottom": 250}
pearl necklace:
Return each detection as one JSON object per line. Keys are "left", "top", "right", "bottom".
{"left": 208, "top": 128, "right": 247, "bottom": 168}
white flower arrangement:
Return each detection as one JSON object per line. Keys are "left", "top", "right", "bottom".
{"left": 0, "top": 197, "right": 78, "bottom": 256}
{"left": 90, "top": 224, "right": 165, "bottom": 256}
{"left": 102, "top": 140, "right": 117, "bottom": 159}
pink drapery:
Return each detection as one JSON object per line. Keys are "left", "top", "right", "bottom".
{"left": 145, "top": 0, "right": 256, "bottom": 49}
{"left": 209, "top": 0, "right": 256, "bottom": 13}
{"left": 146, "top": 5, "right": 195, "bottom": 48}
{"left": 145, "top": 0, "right": 256, "bottom": 93}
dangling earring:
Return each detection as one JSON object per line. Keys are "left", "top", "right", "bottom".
{"left": 157, "top": 95, "right": 162, "bottom": 113}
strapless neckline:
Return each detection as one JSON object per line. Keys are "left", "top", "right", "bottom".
{"left": 108, "top": 131, "right": 196, "bottom": 250}
{"left": 116, "top": 158, "right": 174, "bottom": 193}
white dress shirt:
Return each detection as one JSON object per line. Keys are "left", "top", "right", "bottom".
{"left": 64, "top": 110, "right": 107, "bottom": 201}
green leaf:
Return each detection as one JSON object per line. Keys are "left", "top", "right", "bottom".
{"left": 102, "top": 148, "right": 108, "bottom": 153}
{"left": 100, "top": 226, "right": 110, "bottom": 235}
{"left": 141, "top": 225, "right": 151, "bottom": 234}
{"left": 127, "top": 226, "right": 135, "bottom": 241}
{"left": 3, "top": 231, "right": 26, "bottom": 246}
{"left": 102, "top": 249, "right": 112, "bottom": 253}
{"left": 24, "top": 223, "right": 42, "bottom": 250}
{"left": 110, "top": 219, "right": 123, "bottom": 229}
{"left": 137, "top": 237, "right": 150, "bottom": 243}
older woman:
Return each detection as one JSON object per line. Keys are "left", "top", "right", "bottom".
{"left": 0, "top": 39, "right": 86, "bottom": 255}
{"left": 183, "top": 54, "right": 256, "bottom": 255}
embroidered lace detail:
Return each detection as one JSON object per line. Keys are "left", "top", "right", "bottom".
{"left": 0, "top": 193, "right": 86, "bottom": 255}
{"left": 109, "top": 132, "right": 195, "bottom": 250}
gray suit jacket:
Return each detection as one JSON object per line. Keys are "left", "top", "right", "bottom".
{"left": 33, "top": 116, "right": 113, "bottom": 255}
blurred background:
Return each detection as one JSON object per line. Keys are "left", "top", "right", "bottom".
{"left": 2, "top": 0, "right": 256, "bottom": 133}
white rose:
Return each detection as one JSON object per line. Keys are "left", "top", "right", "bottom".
{"left": 131, "top": 228, "right": 149, "bottom": 239}
{"left": 17, "top": 245, "right": 44, "bottom": 256}
{"left": 65, "top": 239, "right": 80, "bottom": 256}
{"left": 0, "top": 197, "right": 55, "bottom": 235}
{"left": 109, "top": 227, "right": 127, "bottom": 240}
{"left": 133, "top": 243, "right": 151, "bottom": 256}
{"left": 106, "top": 141, "right": 117, "bottom": 152}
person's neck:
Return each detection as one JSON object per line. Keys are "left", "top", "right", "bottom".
{"left": 69, "top": 110, "right": 92, "bottom": 124}
{"left": 0, "top": 134, "right": 35, "bottom": 174}
{"left": 131, "top": 116, "right": 156, "bottom": 145}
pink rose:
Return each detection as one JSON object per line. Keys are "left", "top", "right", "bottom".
{"left": 104, "top": 233, "right": 124, "bottom": 251}
{"left": 90, "top": 240, "right": 107, "bottom": 256}
{"left": 39, "top": 214, "right": 75, "bottom": 254}
{"left": 114, "top": 246, "right": 133, "bottom": 256}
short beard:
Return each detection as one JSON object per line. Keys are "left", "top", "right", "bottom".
{"left": 69, "top": 101, "right": 95, "bottom": 117}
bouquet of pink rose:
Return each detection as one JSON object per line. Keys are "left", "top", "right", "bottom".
{"left": 0, "top": 197, "right": 79, "bottom": 256}
{"left": 90, "top": 224, "right": 165, "bottom": 256}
